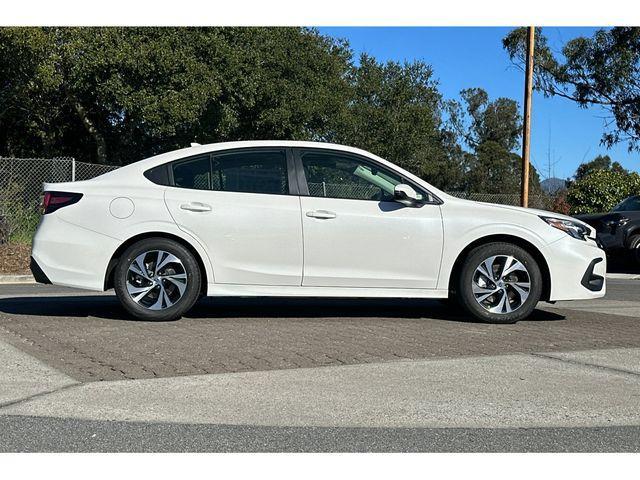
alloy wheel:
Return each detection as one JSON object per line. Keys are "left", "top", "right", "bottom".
{"left": 126, "top": 250, "right": 188, "bottom": 310}
{"left": 472, "top": 255, "right": 531, "bottom": 314}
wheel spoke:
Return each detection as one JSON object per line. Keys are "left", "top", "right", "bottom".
{"left": 476, "top": 256, "right": 497, "bottom": 281}
{"left": 509, "top": 282, "right": 530, "bottom": 304}
{"left": 488, "top": 290, "right": 512, "bottom": 314}
{"left": 127, "top": 284, "right": 156, "bottom": 303}
{"left": 501, "top": 258, "right": 527, "bottom": 278}
{"left": 472, "top": 283, "right": 499, "bottom": 302}
{"left": 157, "top": 252, "right": 182, "bottom": 272}
{"left": 162, "top": 274, "right": 187, "bottom": 296}
{"left": 129, "top": 253, "right": 151, "bottom": 280}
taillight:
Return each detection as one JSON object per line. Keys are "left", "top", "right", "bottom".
{"left": 42, "top": 191, "right": 83, "bottom": 214}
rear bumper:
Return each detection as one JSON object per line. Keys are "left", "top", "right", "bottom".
{"left": 31, "top": 214, "right": 120, "bottom": 291}
{"left": 30, "top": 256, "right": 51, "bottom": 284}
{"left": 547, "top": 236, "right": 607, "bottom": 301}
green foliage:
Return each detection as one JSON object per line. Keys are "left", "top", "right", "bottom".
{"left": 335, "top": 54, "right": 463, "bottom": 190}
{"left": 0, "top": 27, "right": 352, "bottom": 165}
{"left": 448, "top": 87, "right": 543, "bottom": 196}
{"left": 567, "top": 170, "right": 640, "bottom": 214}
{"left": 504, "top": 27, "right": 640, "bottom": 151}
{"left": 0, "top": 183, "right": 40, "bottom": 244}
{"left": 0, "top": 27, "right": 466, "bottom": 190}
{"left": 574, "top": 154, "right": 628, "bottom": 182}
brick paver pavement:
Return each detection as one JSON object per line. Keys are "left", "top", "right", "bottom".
{"left": 1, "top": 295, "right": 639, "bottom": 382}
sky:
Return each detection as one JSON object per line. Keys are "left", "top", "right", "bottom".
{"left": 318, "top": 27, "right": 638, "bottom": 180}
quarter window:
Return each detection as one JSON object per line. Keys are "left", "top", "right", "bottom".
{"left": 300, "top": 151, "right": 424, "bottom": 202}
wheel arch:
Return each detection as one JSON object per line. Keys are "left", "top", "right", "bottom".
{"left": 448, "top": 234, "right": 552, "bottom": 301}
{"left": 104, "top": 231, "right": 209, "bottom": 294}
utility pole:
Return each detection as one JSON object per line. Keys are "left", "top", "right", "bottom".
{"left": 521, "top": 26, "right": 535, "bottom": 208}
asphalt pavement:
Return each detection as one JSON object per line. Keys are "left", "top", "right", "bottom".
{"left": 0, "top": 279, "right": 639, "bottom": 452}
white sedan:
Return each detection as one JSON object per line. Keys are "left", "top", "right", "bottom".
{"left": 31, "top": 141, "right": 606, "bottom": 323}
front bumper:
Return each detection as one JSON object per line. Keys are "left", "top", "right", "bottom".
{"left": 547, "top": 236, "right": 606, "bottom": 301}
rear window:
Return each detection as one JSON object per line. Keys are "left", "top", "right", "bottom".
{"left": 210, "top": 150, "right": 288, "bottom": 195}
{"left": 172, "top": 156, "right": 211, "bottom": 190}
{"left": 148, "top": 149, "right": 290, "bottom": 195}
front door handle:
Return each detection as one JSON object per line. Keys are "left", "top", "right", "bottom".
{"left": 180, "top": 202, "right": 212, "bottom": 212}
{"left": 306, "top": 210, "right": 336, "bottom": 219}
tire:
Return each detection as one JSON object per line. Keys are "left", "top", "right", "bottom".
{"left": 627, "top": 234, "right": 640, "bottom": 264}
{"left": 456, "top": 242, "right": 543, "bottom": 324}
{"left": 114, "top": 238, "right": 202, "bottom": 321}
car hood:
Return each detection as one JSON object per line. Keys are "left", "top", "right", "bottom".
{"left": 575, "top": 212, "right": 609, "bottom": 222}
{"left": 477, "top": 202, "right": 579, "bottom": 224}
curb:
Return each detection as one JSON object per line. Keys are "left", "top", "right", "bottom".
{"left": 606, "top": 273, "right": 640, "bottom": 280}
{"left": 0, "top": 274, "right": 36, "bottom": 284}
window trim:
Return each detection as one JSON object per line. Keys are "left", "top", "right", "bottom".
{"left": 146, "top": 147, "right": 298, "bottom": 197}
{"left": 292, "top": 147, "right": 443, "bottom": 205}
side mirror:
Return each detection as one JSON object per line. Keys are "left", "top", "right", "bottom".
{"left": 394, "top": 184, "right": 420, "bottom": 207}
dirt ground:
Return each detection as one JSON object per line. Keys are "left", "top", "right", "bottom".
{"left": 0, "top": 243, "right": 31, "bottom": 275}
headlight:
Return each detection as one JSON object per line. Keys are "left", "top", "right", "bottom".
{"left": 540, "top": 216, "right": 591, "bottom": 241}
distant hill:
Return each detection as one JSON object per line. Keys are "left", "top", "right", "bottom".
{"left": 541, "top": 177, "right": 567, "bottom": 194}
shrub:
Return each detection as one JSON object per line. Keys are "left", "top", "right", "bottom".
{"left": 566, "top": 170, "right": 640, "bottom": 215}
{"left": 550, "top": 190, "right": 571, "bottom": 215}
{"left": 0, "top": 182, "right": 41, "bottom": 245}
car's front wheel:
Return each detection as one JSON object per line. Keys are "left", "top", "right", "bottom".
{"left": 114, "top": 238, "right": 202, "bottom": 321}
{"left": 456, "top": 242, "right": 543, "bottom": 324}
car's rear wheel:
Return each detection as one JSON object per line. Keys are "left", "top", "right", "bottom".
{"left": 114, "top": 238, "right": 201, "bottom": 321}
{"left": 457, "top": 242, "right": 542, "bottom": 324}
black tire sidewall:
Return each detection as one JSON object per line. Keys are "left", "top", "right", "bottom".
{"left": 114, "top": 238, "right": 201, "bottom": 321}
{"left": 628, "top": 234, "right": 640, "bottom": 263}
{"left": 457, "top": 242, "right": 542, "bottom": 324}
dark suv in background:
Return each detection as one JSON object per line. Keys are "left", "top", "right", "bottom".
{"left": 576, "top": 195, "right": 640, "bottom": 265}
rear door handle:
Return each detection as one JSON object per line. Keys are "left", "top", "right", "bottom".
{"left": 306, "top": 210, "right": 336, "bottom": 219}
{"left": 180, "top": 202, "right": 212, "bottom": 212}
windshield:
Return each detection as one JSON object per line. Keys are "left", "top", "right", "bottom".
{"left": 613, "top": 196, "right": 640, "bottom": 212}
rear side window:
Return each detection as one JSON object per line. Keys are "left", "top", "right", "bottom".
{"left": 211, "top": 150, "right": 288, "bottom": 195}
{"left": 172, "top": 156, "right": 211, "bottom": 190}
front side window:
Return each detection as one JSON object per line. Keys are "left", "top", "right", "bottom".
{"left": 211, "top": 150, "right": 288, "bottom": 195}
{"left": 300, "top": 151, "right": 424, "bottom": 202}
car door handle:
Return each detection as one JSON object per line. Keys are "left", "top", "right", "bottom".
{"left": 180, "top": 202, "right": 212, "bottom": 212}
{"left": 306, "top": 210, "right": 336, "bottom": 219}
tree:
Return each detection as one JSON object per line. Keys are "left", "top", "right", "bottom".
{"left": 0, "top": 27, "right": 352, "bottom": 164}
{"left": 567, "top": 169, "right": 640, "bottom": 214}
{"left": 448, "top": 87, "right": 543, "bottom": 195}
{"left": 335, "top": 54, "right": 463, "bottom": 190}
{"left": 503, "top": 27, "right": 640, "bottom": 151}
{"left": 574, "top": 154, "right": 628, "bottom": 182}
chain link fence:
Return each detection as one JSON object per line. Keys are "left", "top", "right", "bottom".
{"left": 0, "top": 156, "right": 553, "bottom": 244}
{"left": 0, "top": 157, "right": 118, "bottom": 244}
{"left": 447, "top": 192, "right": 552, "bottom": 210}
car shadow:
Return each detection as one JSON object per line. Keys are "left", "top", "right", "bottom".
{"left": 0, "top": 295, "right": 566, "bottom": 324}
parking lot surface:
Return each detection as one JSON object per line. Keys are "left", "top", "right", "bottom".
{"left": 0, "top": 282, "right": 638, "bottom": 382}
{"left": 1, "top": 280, "right": 639, "bottom": 452}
